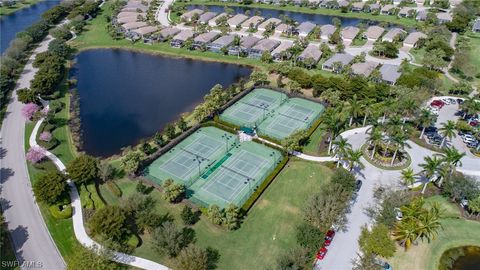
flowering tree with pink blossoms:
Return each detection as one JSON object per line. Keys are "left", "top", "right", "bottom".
{"left": 21, "top": 103, "right": 39, "bottom": 120}
{"left": 26, "top": 146, "right": 46, "bottom": 164}
{"left": 39, "top": 131, "right": 52, "bottom": 142}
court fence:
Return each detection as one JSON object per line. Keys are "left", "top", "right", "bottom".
{"left": 241, "top": 155, "right": 289, "bottom": 212}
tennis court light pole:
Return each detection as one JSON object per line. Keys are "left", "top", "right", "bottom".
{"left": 193, "top": 157, "right": 201, "bottom": 176}
{"left": 222, "top": 133, "right": 230, "bottom": 152}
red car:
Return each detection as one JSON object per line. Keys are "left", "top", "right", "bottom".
{"left": 324, "top": 230, "right": 336, "bottom": 246}
{"left": 316, "top": 247, "right": 328, "bottom": 260}
{"left": 430, "top": 100, "right": 444, "bottom": 108}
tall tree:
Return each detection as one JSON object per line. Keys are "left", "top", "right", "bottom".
{"left": 359, "top": 224, "right": 396, "bottom": 258}
{"left": 332, "top": 137, "right": 352, "bottom": 168}
{"left": 66, "top": 154, "right": 98, "bottom": 184}
{"left": 439, "top": 120, "right": 456, "bottom": 148}
{"left": 417, "top": 109, "right": 435, "bottom": 139}
{"left": 345, "top": 149, "right": 364, "bottom": 172}
{"left": 33, "top": 170, "right": 66, "bottom": 204}
{"left": 401, "top": 167, "right": 416, "bottom": 187}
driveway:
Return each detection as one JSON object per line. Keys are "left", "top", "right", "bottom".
{"left": 314, "top": 130, "right": 402, "bottom": 270}
{"left": 0, "top": 36, "right": 65, "bottom": 269}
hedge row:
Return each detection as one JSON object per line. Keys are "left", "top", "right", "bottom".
{"left": 241, "top": 155, "right": 289, "bottom": 212}
{"left": 49, "top": 203, "right": 72, "bottom": 219}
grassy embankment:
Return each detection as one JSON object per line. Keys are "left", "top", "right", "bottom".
{"left": 390, "top": 195, "right": 480, "bottom": 270}
{"left": 175, "top": 0, "right": 418, "bottom": 28}
{"left": 0, "top": 0, "right": 41, "bottom": 16}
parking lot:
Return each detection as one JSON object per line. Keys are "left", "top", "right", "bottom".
{"left": 425, "top": 97, "right": 479, "bottom": 155}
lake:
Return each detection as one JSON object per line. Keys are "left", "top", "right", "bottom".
{"left": 187, "top": 5, "right": 370, "bottom": 27}
{"left": 71, "top": 49, "right": 252, "bottom": 157}
{"left": 0, "top": 0, "right": 60, "bottom": 54}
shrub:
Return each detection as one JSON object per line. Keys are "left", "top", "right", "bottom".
{"left": 49, "top": 204, "right": 72, "bottom": 219}
{"left": 295, "top": 222, "right": 325, "bottom": 254}
{"left": 33, "top": 170, "right": 67, "bottom": 204}
{"left": 26, "top": 146, "right": 46, "bottom": 164}
{"left": 66, "top": 155, "right": 98, "bottom": 184}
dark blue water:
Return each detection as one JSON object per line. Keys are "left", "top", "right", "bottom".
{"left": 0, "top": 0, "right": 60, "bottom": 54}
{"left": 72, "top": 49, "right": 252, "bottom": 157}
{"left": 187, "top": 5, "right": 366, "bottom": 26}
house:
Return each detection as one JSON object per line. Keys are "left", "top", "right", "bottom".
{"left": 129, "top": 26, "right": 158, "bottom": 42}
{"left": 271, "top": 41, "right": 294, "bottom": 61}
{"left": 118, "top": 11, "right": 145, "bottom": 19}
{"left": 181, "top": 9, "right": 204, "bottom": 22}
{"left": 258, "top": 18, "right": 282, "bottom": 32}
{"left": 338, "top": 0, "right": 349, "bottom": 8}
{"left": 249, "top": 39, "right": 281, "bottom": 58}
{"left": 351, "top": 61, "right": 379, "bottom": 77}
{"left": 192, "top": 31, "right": 220, "bottom": 50}
{"left": 322, "top": 53, "right": 354, "bottom": 72}
{"left": 227, "top": 14, "right": 249, "bottom": 29}
{"left": 157, "top": 27, "right": 181, "bottom": 41}
{"left": 208, "top": 13, "right": 228, "bottom": 27}
{"left": 122, "top": 21, "right": 148, "bottom": 31}
{"left": 198, "top": 12, "right": 217, "bottom": 25}
{"left": 416, "top": 10, "right": 427, "bottom": 21}
{"left": 364, "top": 26, "right": 385, "bottom": 41}
{"left": 437, "top": 12, "right": 453, "bottom": 23}
{"left": 275, "top": 23, "right": 292, "bottom": 35}
{"left": 320, "top": 24, "right": 336, "bottom": 40}
{"left": 472, "top": 18, "right": 480, "bottom": 33}
{"left": 403, "top": 32, "right": 427, "bottom": 48}
{"left": 241, "top": 16, "right": 265, "bottom": 30}
{"left": 381, "top": 5, "right": 395, "bottom": 15}
{"left": 170, "top": 29, "right": 195, "bottom": 48}
{"left": 351, "top": 2, "right": 365, "bottom": 12}
{"left": 341, "top": 26, "right": 360, "bottom": 42}
{"left": 379, "top": 64, "right": 401, "bottom": 85}
{"left": 228, "top": 35, "right": 260, "bottom": 55}
{"left": 208, "top": 34, "right": 236, "bottom": 52}
{"left": 382, "top": 27, "right": 406, "bottom": 42}
{"left": 118, "top": 16, "right": 140, "bottom": 24}
{"left": 398, "top": 7, "right": 414, "bottom": 17}
{"left": 369, "top": 3, "right": 381, "bottom": 12}
{"left": 297, "top": 44, "right": 323, "bottom": 67}
{"left": 308, "top": 0, "right": 321, "bottom": 6}
{"left": 295, "top": 21, "right": 316, "bottom": 37}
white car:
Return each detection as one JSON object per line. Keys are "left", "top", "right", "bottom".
{"left": 442, "top": 98, "right": 451, "bottom": 105}
{"left": 394, "top": 207, "right": 403, "bottom": 221}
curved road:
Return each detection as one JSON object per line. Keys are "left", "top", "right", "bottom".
{"left": 0, "top": 36, "right": 66, "bottom": 269}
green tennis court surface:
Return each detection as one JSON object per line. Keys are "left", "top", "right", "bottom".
{"left": 144, "top": 126, "right": 282, "bottom": 208}
{"left": 257, "top": 98, "right": 325, "bottom": 140}
{"left": 219, "top": 88, "right": 288, "bottom": 128}
{"left": 220, "top": 88, "right": 325, "bottom": 139}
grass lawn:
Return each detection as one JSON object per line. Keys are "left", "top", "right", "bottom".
{"left": 0, "top": 0, "right": 40, "bottom": 16}
{"left": 177, "top": 1, "right": 418, "bottom": 27}
{"left": 48, "top": 93, "right": 77, "bottom": 164}
{"left": 303, "top": 123, "right": 326, "bottom": 155}
{"left": 99, "top": 159, "right": 333, "bottom": 269}
{"left": 465, "top": 32, "right": 480, "bottom": 89}
{"left": 389, "top": 195, "right": 480, "bottom": 270}
{"left": 410, "top": 47, "right": 426, "bottom": 65}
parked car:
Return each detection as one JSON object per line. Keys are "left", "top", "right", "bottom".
{"left": 324, "top": 230, "right": 335, "bottom": 246}
{"left": 394, "top": 207, "right": 403, "bottom": 221}
{"left": 457, "top": 98, "right": 464, "bottom": 104}
{"left": 430, "top": 100, "right": 444, "bottom": 108}
{"left": 316, "top": 247, "right": 328, "bottom": 260}
{"left": 355, "top": 180, "right": 363, "bottom": 192}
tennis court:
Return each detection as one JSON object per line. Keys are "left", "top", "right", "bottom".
{"left": 220, "top": 88, "right": 287, "bottom": 128}
{"left": 144, "top": 126, "right": 282, "bottom": 208}
{"left": 144, "top": 127, "right": 237, "bottom": 186}
{"left": 257, "top": 98, "right": 325, "bottom": 140}
{"left": 189, "top": 141, "right": 281, "bottom": 208}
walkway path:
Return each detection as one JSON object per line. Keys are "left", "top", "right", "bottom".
{"left": 30, "top": 117, "right": 171, "bottom": 270}
{"left": 156, "top": 0, "right": 174, "bottom": 26}
{"left": 0, "top": 36, "right": 66, "bottom": 270}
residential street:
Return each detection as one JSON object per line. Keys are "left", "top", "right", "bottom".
{"left": 0, "top": 36, "right": 65, "bottom": 269}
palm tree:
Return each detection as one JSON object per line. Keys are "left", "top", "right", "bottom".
{"left": 393, "top": 219, "right": 418, "bottom": 250}
{"left": 417, "top": 109, "right": 435, "bottom": 139}
{"left": 324, "top": 109, "right": 346, "bottom": 154}
{"left": 461, "top": 97, "right": 480, "bottom": 120}
{"left": 401, "top": 167, "right": 415, "bottom": 187}
{"left": 344, "top": 94, "right": 364, "bottom": 126}
{"left": 439, "top": 120, "right": 456, "bottom": 148}
{"left": 419, "top": 156, "right": 443, "bottom": 193}
{"left": 367, "top": 126, "right": 383, "bottom": 159}
{"left": 437, "top": 147, "right": 466, "bottom": 185}
{"left": 398, "top": 98, "right": 417, "bottom": 125}
{"left": 415, "top": 203, "right": 443, "bottom": 243}
{"left": 333, "top": 137, "right": 352, "bottom": 168}
{"left": 362, "top": 101, "right": 375, "bottom": 127}
{"left": 390, "top": 132, "right": 410, "bottom": 166}
{"left": 345, "top": 149, "right": 364, "bottom": 171}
